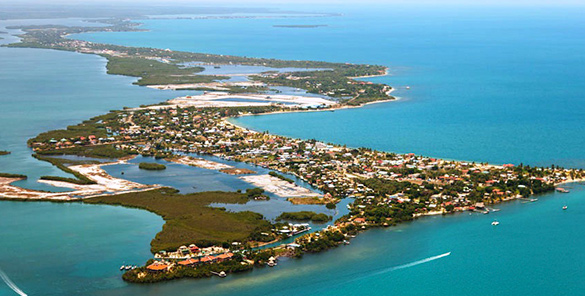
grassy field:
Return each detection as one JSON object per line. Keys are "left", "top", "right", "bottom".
{"left": 84, "top": 188, "right": 272, "bottom": 252}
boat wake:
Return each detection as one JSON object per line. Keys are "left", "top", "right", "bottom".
{"left": 0, "top": 268, "right": 27, "bottom": 296}
{"left": 368, "top": 252, "right": 452, "bottom": 278}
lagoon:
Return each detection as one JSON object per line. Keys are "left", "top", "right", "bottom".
{"left": 2, "top": 5, "right": 585, "bottom": 296}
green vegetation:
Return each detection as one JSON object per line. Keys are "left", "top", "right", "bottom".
{"left": 33, "top": 155, "right": 97, "bottom": 185}
{"left": 35, "top": 145, "right": 132, "bottom": 159}
{"left": 84, "top": 188, "right": 273, "bottom": 252}
{"left": 6, "top": 22, "right": 393, "bottom": 106}
{"left": 0, "top": 150, "right": 10, "bottom": 156}
{"left": 300, "top": 230, "right": 346, "bottom": 252}
{"left": 269, "top": 171, "right": 294, "bottom": 183}
{"left": 105, "top": 56, "right": 227, "bottom": 86}
{"left": 28, "top": 112, "right": 120, "bottom": 146}
{"left": 252, "top": 70, "right": 392, "bottom": 103}
{"left": 138, "top": 162, "right": 167, "bottom": 170}
{"left": 277, "top": 211, "right": 332, "bottom": 223}
{"left": 244, "top": 187, "right": 269, "bottom": 200}
{"left": 0, "top": 173, "right": 27, "bottom": 179}
{"left": 123, "top": 257, "right": 252, "bottom": 283}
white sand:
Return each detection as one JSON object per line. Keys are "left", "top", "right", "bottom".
{"left": 167, "top": 92, "right": 335, "bottom": 109}
{"left": 239, "top": 174, "right": 320, "bottom": 198}
{"left": 169, "top": 156, "right": 233, "bottom": 170}
{"left": 0, "top": 159, "right": 158, "bottom": 200}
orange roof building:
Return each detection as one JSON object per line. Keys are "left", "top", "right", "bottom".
{"left": 216, "top": 253, "right": 234, "bottom": 261}
{"left": 146, "top": 262, "right": 169, "bottom": 272}
{"left": 177, "top": 258, "right": 199, "bottom": 266}
{"left": 199, "top": 256, "right": 216, "bottom": 263}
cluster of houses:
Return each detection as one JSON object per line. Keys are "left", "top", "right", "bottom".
{"left": 147, "top": 244, "right": 237, "bottom": 272}
{"left": 33, "top": 105, "right": 584, "bottom": 225}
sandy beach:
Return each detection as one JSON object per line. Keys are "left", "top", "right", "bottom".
{"left": 239, "top": 174, "right": 320, "bottom": 198}
{"left": 166, "top": 92, "right": 336, "bottom": 109}
{"left": 0, "top": 159, "right": 158, "bottom": 201}
{"left": 168, "top": 155, "right": 233, "bottom": 170}
{"left": 146, "top": 80, "right": 265, "bottom": 91}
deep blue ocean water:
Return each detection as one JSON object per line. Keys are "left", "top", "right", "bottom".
{"left": 74, "top": 6, "right": 585, "bottom": 168}
{"left": 1, "top": 5, "right": 585, "bottom": 296}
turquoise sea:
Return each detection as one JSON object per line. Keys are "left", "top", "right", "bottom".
{"left": 1, "top": 5, "right": 585, "bottom": 296}
{"left": 75, "top": 6, "right": 585, "bottom": 168}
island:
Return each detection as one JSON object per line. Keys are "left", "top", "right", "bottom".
{"left": 1, "top": 19, "right": 584, "bottom": 284}
{"left": 138, "top": 162, "right": 167, "bottom": 170}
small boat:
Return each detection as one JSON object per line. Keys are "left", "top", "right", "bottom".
{"left": 125, "top": 265, "right": 132, "bottom": 270}
{"left": 132, "top": 265, "right": 138, "bottom": 269}
{"left": 491, "top": 220, "right": 500, "bottom": 226}
{"left": 343, "top": 240, "right": 350, "bottom": 245}
{"left": 120, "top": 265, "right": 125, "bottom": 271}
{"left": 556, "top": 187, "right": 570, "bottom": 193}
{"left": 405, "top": 86, "right": 411, "bottom": 89}
{"left": 218, "top": 271, "right": 227, "bottom": 277}
{"left": 563, "top": 205, "right": 568, "bottom": 210}
{"left": 214, "top": 66, "right": 221, "bottom": 69}
{"left": 267, "top": 261, "right": 277, "bottom": 267}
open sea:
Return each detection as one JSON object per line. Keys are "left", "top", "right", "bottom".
{"left": 1, "top": 4, "right": 585, "bottom": 295}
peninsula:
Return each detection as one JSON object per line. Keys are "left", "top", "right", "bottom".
{"left": 5, "top": 20, "right": 393, "bottom": 106}
{"left": 1, "top": 19, "right": 584, "bottom": 284}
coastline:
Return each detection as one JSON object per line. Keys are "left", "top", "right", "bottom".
{"left": 0, "top": 156, "right": 160, "bottom": 201}
{"left": 3, "top": 20, "right": 585, "bottom": 287}
{"left": 221, "top": 89, "right": 399, "bottom": 132}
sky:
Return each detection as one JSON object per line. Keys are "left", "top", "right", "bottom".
{"left": 2, "top": 0, "right": 584, "bottom": 6}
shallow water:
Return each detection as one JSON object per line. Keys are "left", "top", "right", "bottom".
{"left": 1, "top": 5, "right": 585, "bottom": 295}
{"left": 103, "top": 155, "right": 332, "bottom": 220}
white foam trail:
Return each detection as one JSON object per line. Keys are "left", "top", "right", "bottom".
{"left": 0, "top": 268, "right": 27, "bottom": 296}
{"left": 371, "top": 252, "right": 451, "bottom": 276}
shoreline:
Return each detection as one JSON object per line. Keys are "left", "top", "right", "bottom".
{"left": 0, "top": 156, "right": 160, "bottom": 201}
{"left": 221, "top": 89, "right": 399, "bottom": 131}
{"left": 4, "top": 20, "right": 585, "bottom": 287}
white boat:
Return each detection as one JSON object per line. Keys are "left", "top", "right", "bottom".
{"left": 218, "top": 271, "right": 227, "bottom": 278}
{"left": 563, "top": 205, "right": 568, "bottom": 210}
{"left": 119, "top": 265, "right": 125, "bottom": 271}
{"left": 491, "top": 221, "right": 500, "bottom": 226}
{"left": 125, "top": 265, "right": 132, "bottom": 270}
